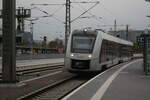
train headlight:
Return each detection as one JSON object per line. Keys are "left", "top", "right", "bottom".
{"left": 70, "top": 53, "right": 74, "bottom": 57}
{"left": 88, "top": 54, "right": 92, "bottom": 58}
{"left": 84, "top": 29, "right": 88, "bottom": 32}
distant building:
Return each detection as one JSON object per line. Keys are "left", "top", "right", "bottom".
{"left": 108, "top": 30, "right": 145, "bottom": 43}
{"left": 0, "top": 31, "right": 32, "bottom": 56}
{"left": 16, "top": 31, "right": 33, "bottom": 46}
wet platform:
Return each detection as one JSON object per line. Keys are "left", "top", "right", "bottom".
{"left": 62, "top": 59, "right": 150, "bottom": 100}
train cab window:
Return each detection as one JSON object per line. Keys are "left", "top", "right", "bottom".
{"left": 71, "top": 35, "right": 96, "bottom": 53}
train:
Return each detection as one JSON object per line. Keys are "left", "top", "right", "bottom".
{"left": 65, "top": 29, "right": 133, "bottom": 73}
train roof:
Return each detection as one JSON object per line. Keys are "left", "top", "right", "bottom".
{"left": 99, "top": 31, "right": 133, "bottom": 46}
{"left": 72, "top": 29, "right": 133, "bottom": 46}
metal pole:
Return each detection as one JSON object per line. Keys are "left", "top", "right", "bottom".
{"left": 126, "top": 25, "right": 129, "bottom": 40}
{"left": 30, "top": 20, "right": 34, "bottom": 58}
{"left": 114, "top": 19, "right": 117, "bottom": 32}
{"left": 21, "top": 7, "right": 25, "bottom": 32}
{"left": 2, "top": 0, "right": 17, "bottom": 82}
{"left": 65, "top": 0, "right": 71, "bottom": 54}
{"left": 114, "top": 19, "right": 117, "bottom": 36}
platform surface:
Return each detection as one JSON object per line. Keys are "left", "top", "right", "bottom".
{"left": 63, "top": 59, "right": 150, "bottom": 100}
{"left": 0, "top": 58, "right": 65, "bottom": 100}
{"left": 0, "top": 58, "right": 64, "bottom": 70}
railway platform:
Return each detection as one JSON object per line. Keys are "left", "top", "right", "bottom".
{"left": 0, "top": 58, "right": 65, "bottom": 100}
{"left": 0, "top": 71, "right": 73, "bottom": 100}
{"left": 0, "top": 58, "right": 64, "bottom": 70}
{"left": 63, "top": 59, "right": 150, "bottom": 100}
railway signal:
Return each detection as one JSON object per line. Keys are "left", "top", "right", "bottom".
{"left": 44, "top": 36, "right": 47, "bottom": 42}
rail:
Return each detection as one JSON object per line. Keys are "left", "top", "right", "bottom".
{"left": 0, "top": 63, "right": 64, "bottom": 80}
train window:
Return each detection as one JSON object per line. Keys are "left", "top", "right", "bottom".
{"left": 100, "top": 39, "right": 122, "bottom": 63}
{"left": 71, "top": 35, "right": 96, "bottom": 53}
{"left": 99, "top": 40, "right": 107, "bottom": 63}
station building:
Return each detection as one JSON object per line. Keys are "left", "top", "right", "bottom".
{"left": 0, "top": 30, "right": 32, "bottom": 56}
{"left": 108, "top": 30, "right": 147, "bottom": 53}
{"left": 108, "top": 30, "right": 145, "bottom": 43}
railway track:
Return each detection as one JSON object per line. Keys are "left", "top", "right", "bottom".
{"left": 0, "top": 63, "right": 64, "bottom": 80}
{"left": 27, "top": 62, "right": 129, "bottom": 100}
{"left": 18, "top": 74, "right": 95, "bottom": 100}
{"left": 0, "top": 60, "right": 131, "bottom": 100}
{"left": 0, "top": 62, "right": 96, "bottom": 100}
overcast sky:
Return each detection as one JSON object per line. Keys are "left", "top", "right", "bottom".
{"left": 0, "top": 0, "right": 150, "bottom": 41}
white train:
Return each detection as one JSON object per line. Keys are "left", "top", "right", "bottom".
{"left": 65, "top": 29, "right": 133, "bottom": 73}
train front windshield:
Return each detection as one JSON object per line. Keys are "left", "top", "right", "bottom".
{"left": 71, "top": 35, "right": 96, "bottom": 53}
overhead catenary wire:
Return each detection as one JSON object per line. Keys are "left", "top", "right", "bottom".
{"left": 101, "top": 6, "right": 116, "bottom": 19}
{"left": 75, "top": 2, "right": 107, "bottom": 25}
{"left": 71, "top": 6, "right": 106, "bottom": 27}
{"left": 30, "top": 1, "right": 101, "bottom": 24}
{"left": 71, "top": 2, "right": 99, "bottom": 23}
{"left": 32, "top": 6, "right": 65, "bottom": 24}
{"left": 31, "top": 3, "right": 66, "bottom": 6}
{"left": 70, "top": 0, "right": 109, "bottom": 26}
{"left": 72, "top": 0, "right": 118, "bottom": 27}
{"left": 100, "top": 5, "right": 128, "bottom": 25}
{"left": 76, "top": 3, "right": 129, "bottom": 29}
{"left": 71, "top": 1, "right": 100, "bottom": 4}
{"left": 24, "top": 3, "right": 66, "bottom": 36}
{"left": 30, "top": 1, "right": 131, "bottom": 29}
{"left": 73, "top": 1, "right": 120, "bottom": 23}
